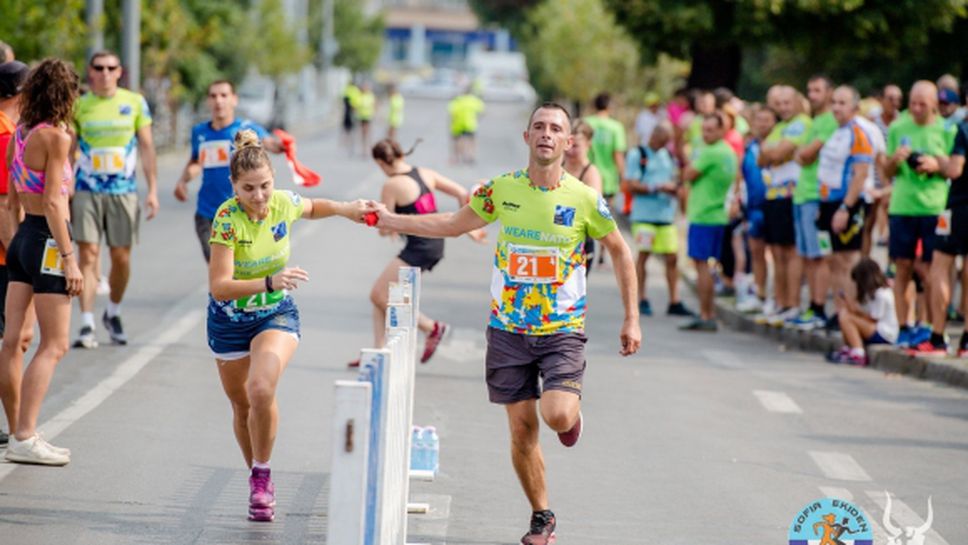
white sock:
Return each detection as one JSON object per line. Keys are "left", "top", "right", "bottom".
{"left": 81, "top": 312, "right": 95, "bottom": 329}
{"left": 107, "top": 301, "right": 121, "bottom": 318}
{"left": 253, "top": 460, "right": 270, "bottom": 471}
{"left": 849, "top": 347, "right": 865, "bottom": 358}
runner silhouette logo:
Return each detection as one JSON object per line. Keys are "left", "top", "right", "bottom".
{"left": 788, "top": 497, "right": 873, "bottom": 545}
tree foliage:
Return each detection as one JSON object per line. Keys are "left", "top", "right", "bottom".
{"left": 0, "top": 0, "right": 87, "bottom": 66}
{"left": 520, "top": 0, "right": 641, "bottom": 104}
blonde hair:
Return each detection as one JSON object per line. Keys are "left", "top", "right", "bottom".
{"left": 571, "top": 119, "right": 594, "bottom": 141}
{"left": 230, "top": 129, "right": 271, "bottom": 180}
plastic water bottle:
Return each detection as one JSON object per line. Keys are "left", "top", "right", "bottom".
{"left": 410, "top": 426, "right": 425, "bottom": 471}
{"left": 424, "top": 427, "right": 440, "bottom": 474}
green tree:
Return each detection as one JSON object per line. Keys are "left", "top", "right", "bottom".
{"left": 607, "top": 0, "right": 968, "bottom": 92}
{"left": 331, "top": 0, "right": 384, "bottom": 75}
{"left": 0, "top": 0, "right": 87, "bottom": 65}
{"left": 521, "top": 0, "right": 641, "bottom": 106}
{"left": 249, "top": 0, "right": 311, "bottom": 81}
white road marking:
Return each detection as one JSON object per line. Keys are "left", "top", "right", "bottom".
{"left": 701, "top": 349, "right": 746, "bottom": 370}
{"left": 0, "top": 305, "right": 204, "bottom": 481}
{"left": 809, "top": 451, "right": 872, "bottom": 482}
{"left": 818, "top": 486, "right": 854, "bottom": 501}
{"left": 865, "top": 490, "right": 950, "bottom": 545}
{"left": 753, "top": 390, "right": 803, "bottom": 414}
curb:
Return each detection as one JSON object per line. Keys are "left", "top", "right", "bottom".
{"left": 682, "top": 269, "right": 968, "bottom": 391}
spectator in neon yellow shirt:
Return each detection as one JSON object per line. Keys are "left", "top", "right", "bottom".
{"left": 387, "top": 83, "right": 404, "bottom": 141}
{"left": 448, "top": 89, "right": 485, "bottom": 164}
{"left": 357, "top": 81, "right": 376, "bottom": 155}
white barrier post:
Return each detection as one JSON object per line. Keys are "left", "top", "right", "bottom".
{"left": 326, "top": 380, "right": 372, "bottom": 545}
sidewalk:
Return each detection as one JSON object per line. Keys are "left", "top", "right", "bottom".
{"left": 678, "top": 266, "right": 968, "bottom": 391}
{"left": 613, "top": 213, "right": 968, "bottom": 391}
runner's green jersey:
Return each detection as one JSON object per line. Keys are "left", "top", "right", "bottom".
{"left": 469, "top": 170, "right": 617, "bottom": 335}
{"left": 887, "top": 115, "right": 956, "bottom": 216}
{"left": 584, "top": 115, "right": 627, "bottom": 196}
{"left": 794, "top": 111, "right": 838, "bottom": 204}
{"left": 448, "top": 94, "right": 485, "bottom": 134}
{"left": 207, "top": 190, "right": 305, "bottom": 321}
{"left": 73, "top": 89, "right": 152, "bottom": 194}
{"left": 388, "top": 93, "right": 404, "bottom": 128}
{"left": 687, "top": 139, "right": 737, "bottom": 225}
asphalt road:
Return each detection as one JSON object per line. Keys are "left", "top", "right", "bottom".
{"left": 0, "top": 97, "right": 965, "bottom": 545}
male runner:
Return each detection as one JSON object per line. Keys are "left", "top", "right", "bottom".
{"left": 680, "top": 113, "right": 739, "bottom": 331}
{"left": 757, "top": 86, "right": 811, "bottom": 326}
{"left": 174, "top": 80, "right": 283, "bottom": 261}
{"left": 448, "top": 88, "right": 485, "bottom": 164}
{"left": 816, "top": 86, "right": 874, "bottom": 313}
{"left": 357, "top": 81, "right": 376, "bottom": 154}
{"left": 883, "top": 81, "right": 956, "bottom": 347}
{"left": 368, "top": 103, "right": 641, "bottom": 545}
{"left": 71, "top": 51, "right": 158, "bottom": 348}
{"left": 387, "top": 83, "right": 404, "bottom": 141}
{"left": 788, "top": 75, "right": 837, "bottom": 331}
{"left": 912, "top": 101, "right": 968, "bottom": 356}
{"left": 585, "top": 92, "right": 627, "bottom": 210}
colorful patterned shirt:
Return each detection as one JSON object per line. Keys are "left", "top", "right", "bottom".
{"left": 469, "top": 170, "right": 617, "bottom": 335}
{"left": 73, "top": 89, "right": 152, "bottom": 194}
{"left": 207, "top": 190, "right": 304, "bottom": 322}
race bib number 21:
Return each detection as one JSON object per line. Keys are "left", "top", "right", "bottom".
{"left": 507, "top": 245, "right": 559, "bottom": 284}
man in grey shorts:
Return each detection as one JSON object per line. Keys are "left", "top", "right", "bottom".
{"left": 72, "top": 51, "right": 159, "bottom": 347}
{"left": 368, "top": 103, "right": 641, "bottom": 545}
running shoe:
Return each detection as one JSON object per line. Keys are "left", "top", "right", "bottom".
{"left": 521, "top": 510, "right": 556, "bottom": 545}
{"left": 666, "top": 301, "right": 695, "bottom": 317}
{"left": 102, "top": 312, "right": 128, "bottom": 345}
{"left": 37, "top": 432, "right": 70, "bottom": 456}
{"left": 0, "top": 429, "right": 8, "bottom": 447}
{"left": 908, "top": 325, "right": 932, "bottom": 348}
{"left": 768, "top": 307, "right": 800, "bottom": 328}
{"left": 248, "top": 467, "right": 276, "bottom": 522}
{"left": 906, "top": 339, "right": 949, "bottom": 357}
{"left": 896, "top": 328, "right": 913, "bottom": 348}
{"left": 787, "top": 309, "right": 826, "bottom": 331}
{"left": 347, "top": 359, "right": 361, "bottom": 368}
{"left": 825, "top": 346, "right": 851, "bottom": 364}
{"left": 557, "top": 411, "right": 582, "bottom": 448}
{"left": 72, "top": 326, "right": 98, "bottom": 349}
{"left": 736, "top": 297, "right": 764, "bottom": 314}
{"left": 678, "top": 318, "right": 718, "bottom": 332}
{"left": 4, "top": 434, "right": 70, "bottom": 466}
{"left": 420, "top": 322, "right": 449, "bottom": 364}
{"left": 638, "top": 299, "right": 652, "bottom": 316}
{"left": 825, "top": 347, "right": 866, "bottom": 366}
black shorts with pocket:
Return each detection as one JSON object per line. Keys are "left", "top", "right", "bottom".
{"left": 762, "top": 198, "right": 796, "bottom": 246}
{"left": 934, "top": 204, "right": 968, "bottom": 256}
{"left": 7, "top": 214, "right": 69, "bottom": 295}
{"left": 817, "top": 201, "right": 866, "bottom": 253}
{"left": 484, "top": 327, "right": 587, "bottom": 404}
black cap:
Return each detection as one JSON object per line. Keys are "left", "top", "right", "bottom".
{"left": 0, "top": 61, "right": 29, "bottom": 99}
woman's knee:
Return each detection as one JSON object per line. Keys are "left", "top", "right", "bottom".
{"left": 37, "top": 338, "right": 69, "bottom": 361}
{"left": 245, "top": 378, "right": 277, "bottom": 409}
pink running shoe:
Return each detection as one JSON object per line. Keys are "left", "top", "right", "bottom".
{"left": 557, "top": 411, "right": 582, "bottom": 448}
{"left": 521, "top": 510, "right": 556, "bottom": 544}
{"left": 420, "top": 322, "right": 449, "bottom": 363}
{"left": 248, "top": 467, "right": 276, "bottom": 522}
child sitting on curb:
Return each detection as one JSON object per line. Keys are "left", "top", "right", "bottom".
{"left": 827, "top": 258, "right": 898, "bottom": 365}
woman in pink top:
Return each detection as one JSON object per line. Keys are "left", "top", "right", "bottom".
{"left": 0, "top": 58, "right": 81, "bottom": 466}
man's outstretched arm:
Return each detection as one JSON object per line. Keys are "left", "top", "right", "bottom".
{"left": 598, "top": 229, "right": 641, "bottom": 355}
{"left": 371, "top": 203, "right": 489, "bottom": 238}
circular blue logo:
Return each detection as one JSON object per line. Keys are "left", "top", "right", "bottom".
{"left": 789, "top": 498, "right": 873, "bottom": 545}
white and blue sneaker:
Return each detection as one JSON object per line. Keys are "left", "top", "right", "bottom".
{"left": 787, "top": 309, "right": 826, "bottom": 331}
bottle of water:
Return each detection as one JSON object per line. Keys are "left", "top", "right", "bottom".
{"left": 410, "top": 426, "right": 425, "bottom": 471}
{"left": 425, "top": 426, "right": 440, "bottom": 474}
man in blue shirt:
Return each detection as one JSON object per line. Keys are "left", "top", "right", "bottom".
{"left": 624, "top": 124, "right": 693, "bottom": 317}
{"left": 737, "top": 105, "right": 777, "bottom": 313}
{"left": 174, "top": 80, "right": 284, "bottom": 261}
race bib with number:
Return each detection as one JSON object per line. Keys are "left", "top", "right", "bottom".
{"left": 234, "top": 290, "right": 286, "bottom": 312}
{"left": 634, "top": 228, "right": 655, "bottom": 253}
{"left": 41, "top": 238, "right": 65, "bottom": 277}
{"left": 90, "top": 147, "right": 126, "bottom": 175}
{"left": 507, "top": 244, "right": 559, "bottom": 284}
{"left": 936, "top": 209, "right": 952, "bottom": 236}
{"left": 199, "top": 140, "right": 232, "bottom": 169}
{"left": 817, "top": 230, "right": 833, "bottom": 257}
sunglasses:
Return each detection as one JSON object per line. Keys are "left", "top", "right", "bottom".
{"left": 91, "top": 65, "right": 120, "bottom": 72}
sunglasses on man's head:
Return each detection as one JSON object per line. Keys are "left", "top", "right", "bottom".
{"left": 91, "top": 64, "right": 120, "bottom": 72}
